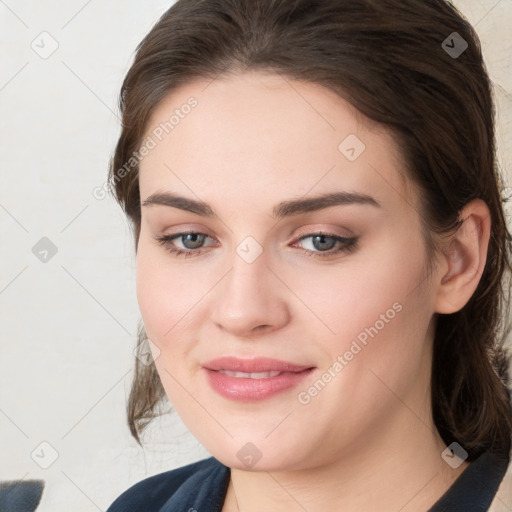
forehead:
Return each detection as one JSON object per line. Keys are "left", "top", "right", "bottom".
{"left": 138, "top": 71, "right": 415, "bottom": 215}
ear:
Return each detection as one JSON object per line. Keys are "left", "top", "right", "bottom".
{"left": 434, "top": 198, "right": 491, "bottom": 314}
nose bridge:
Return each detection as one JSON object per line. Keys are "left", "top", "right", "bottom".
{"left": 211, "top": 243, "right": 289, "bottom": 335}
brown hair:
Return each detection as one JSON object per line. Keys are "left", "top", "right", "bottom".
{"left": 108, "top": 0, "right": 512, "bottom": 459}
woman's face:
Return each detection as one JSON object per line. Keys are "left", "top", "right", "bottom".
{"left": 136, "top": 71, "right": 441, "bottom": 471}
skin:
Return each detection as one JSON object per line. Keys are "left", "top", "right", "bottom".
{"left": 135, "top": 71, "right": 491, "bottom": 511}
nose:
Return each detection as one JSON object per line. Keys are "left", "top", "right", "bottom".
{"left": 210, "top": 249, "right": 290, "bottom": 338}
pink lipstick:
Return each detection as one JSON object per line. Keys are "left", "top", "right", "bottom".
{"left": 202, "top": 357, "right": 315, "bottom": 401}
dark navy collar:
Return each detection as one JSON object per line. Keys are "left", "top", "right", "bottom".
{"left": 107, "top": 450, "right": 510, "bottom": 511}
{"left": 163, "top": 450, "right": 509, "bottom": 512}
{"left": 428, "top": 450, "right": 509, "bottom": 511}
{"left": 159, "top": 456, "right": 229, "bottom": 512}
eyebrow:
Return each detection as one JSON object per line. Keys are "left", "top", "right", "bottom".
{"left": 141, "top": 191, "right": 381, "bottom": 218}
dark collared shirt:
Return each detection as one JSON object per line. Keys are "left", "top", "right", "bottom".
{"left": 106, "top": 451, "right": 509, "bottom": 511}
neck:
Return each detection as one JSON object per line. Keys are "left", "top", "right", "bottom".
{"left": 224, "top": 410, "right": 468, "bottom": 512}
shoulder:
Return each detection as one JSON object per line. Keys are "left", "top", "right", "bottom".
{"left": 105, "top": 456, "right": 227, "bottom": 512}
{"left": 489, "top": 455, "right": 512, "bottom": 512}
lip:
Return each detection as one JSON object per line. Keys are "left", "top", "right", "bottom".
{"left": 202, "top": 357, "right": 315, "bottom": 401}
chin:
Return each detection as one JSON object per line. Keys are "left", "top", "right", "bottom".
{"left": 204, "top": 436, "right": 314, "bottom": 472}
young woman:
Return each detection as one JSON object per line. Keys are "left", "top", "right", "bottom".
{"left": 105, "top": 0, "right": 512, "bottom": 510}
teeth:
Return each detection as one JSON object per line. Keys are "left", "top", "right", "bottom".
{"left": 218, "top": 370, "right": 282, "bottom": 378}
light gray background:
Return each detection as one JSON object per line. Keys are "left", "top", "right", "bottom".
{"left": 0, "top": 1, "right": 511, "bottom": 510}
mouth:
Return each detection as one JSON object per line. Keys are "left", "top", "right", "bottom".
{"left": 202, "top": 357, "right": 315, "bottom": 401}
{"left": 216, "top": 370, "right": 285, "bottom": 378}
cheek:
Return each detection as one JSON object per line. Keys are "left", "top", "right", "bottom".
{"left": 331, "top": 246, "right": 433, "bottom": 396}
{"left": 292, "top": 237, "right": 426, "bottom": 346}
{"left": 135, "top": 235, "right": 218, "bottom": 369}
{"left": 135, "top": 250, "right": 200, "bottom": 404}
{"left": 135, "top": 239, "right": 192, "bottom": 347}
{"left": 308, "top": 236, "right": 432, "bottom": 401}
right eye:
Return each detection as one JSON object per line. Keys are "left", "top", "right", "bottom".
{"left": 154, "top": 232, "right": 217, "bottom": 257}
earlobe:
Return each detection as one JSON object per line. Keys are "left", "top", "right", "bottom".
{"left": 434, "top": 199, "right": 491, "bottom": 314}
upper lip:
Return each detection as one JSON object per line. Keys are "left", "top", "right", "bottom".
{"left": 202, "top": 357, "right": 313, "bottom": 373}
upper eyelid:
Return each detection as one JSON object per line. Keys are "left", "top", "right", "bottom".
{"left": 160, "top": 221, "right": 355, "bottom": 239}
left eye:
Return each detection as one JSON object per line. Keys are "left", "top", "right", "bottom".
{"left": 296, "top": 233, "right": 344, "bottom": 252}
{"left": 292, "top": 232, "right": 358, "bottom": 258}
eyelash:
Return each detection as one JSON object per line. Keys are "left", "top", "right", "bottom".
{"left": 154, "top": 231, "right": 358, "bottom": 260}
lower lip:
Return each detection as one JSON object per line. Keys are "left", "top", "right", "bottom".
{"left": 203, "top": 368, "right": 315, "bottom": 401}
